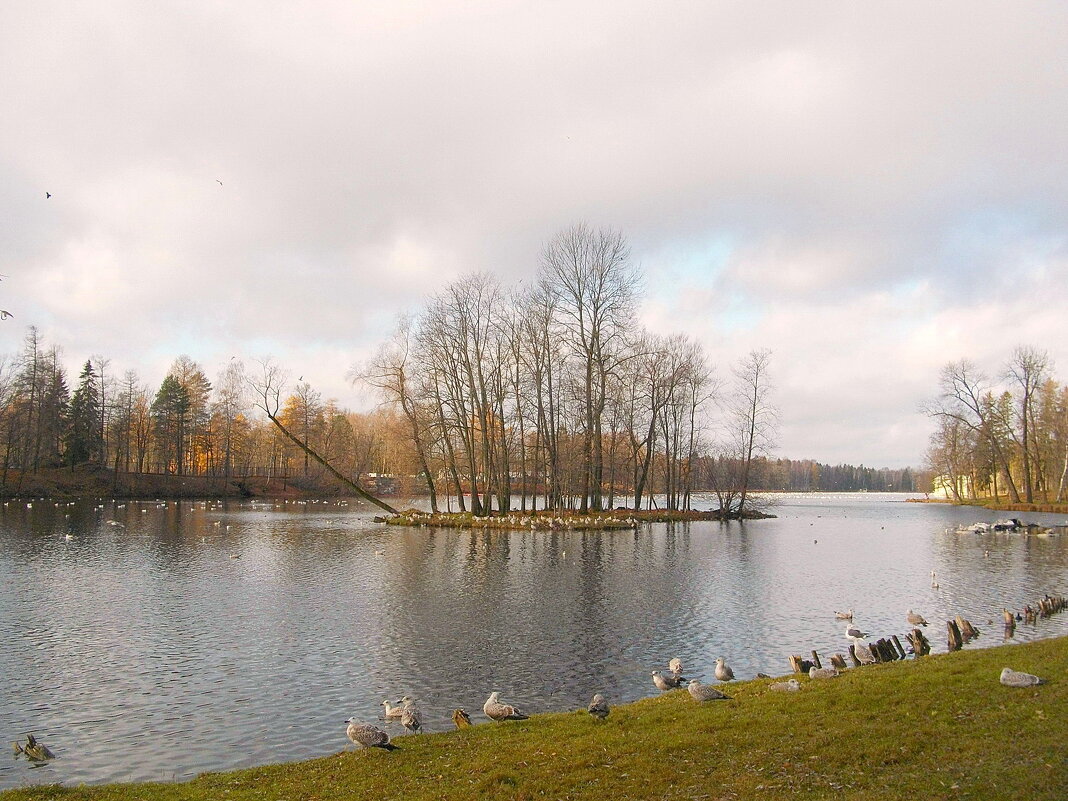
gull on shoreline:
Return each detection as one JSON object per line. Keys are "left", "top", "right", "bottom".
{"left": 587, "top": 693, "right": 610, "bottom": 720}
{"left": 714, "top": 658, "right": 735, "bottom": 682}
{"left": 1000, "top": 667, "right": 1045, "bottom": 687}
{"left": 687, "top": 679, "right": 731, "bottom": 701}
{"left": 345, "top": 719, "right": 398, "bottom": 751}
{"left": 484, "top": 692, "right": 529, "bottom": 721}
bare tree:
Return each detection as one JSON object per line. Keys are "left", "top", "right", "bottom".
{"left": 1004, "top": 345, "right": 1050, "bottom": 503}
{"left": 249, "top": 358, "right": 397, "bottom": 514}
{"left": 730, "top": 349, "right": 776, "bottom": 515}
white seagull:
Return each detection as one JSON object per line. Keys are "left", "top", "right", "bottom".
{"left": 345, "top": 719, "right": 398, "bottom": 751}
{"left": 381, "top": 699, "right": 404, "bottom": 720}
{"left": 484, "top": 692, "right": 529, "bottom": 721}
{"left": 834, "top": 609, "right": 854, "bottom": 620}
{"left": 714, "top": 658, "right": 735, "bottom": 682}
{"left": 652, "top": 670, "right": 681, "bottom": 691}
{"left": 400, "top": 697, "right": 422, "bottom": 734}
{"left": 809, "top": 666, "right": 840, "bottom": 680}
{"left": 769, "top": 679, "right": 801, "bottom": 692}
{"left": 999, "top": 667, "right": 1045, "bottom": 687}
{"left": 587, "top": 693, "right": 610, "bottom": 721}
{"left": 845, "top": 623, "right": 868, "bottom": 641}
{"left": 906, "top": 609, "right": 929, "bottom": 627}
{"left": 687, "top": 679, "right": 731, "bottom": 701}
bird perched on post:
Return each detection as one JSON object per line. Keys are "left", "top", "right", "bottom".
{"left": 714, "top": 658, "right": 735, "bottom": 682}
{"left": 452, "top": 708, "right": 472, "bottom": 729}
{"left": 587, "top": 693, "right": 609, "bottom": 721}
{"left": 484, "top": 692, "right": 528, "bottom": 721}
{"left": 344, "top": 719, "right": 398, "bottom": 751}
{"left": 400, "top": 697, "right": 422, "bottom": 734}
{"left": 906, "top": 609, "right": 929, "bottom": 627}
{"left": 687, "top": 679, "right": 731, "bottom": 701}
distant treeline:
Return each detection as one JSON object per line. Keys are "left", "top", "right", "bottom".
{"left": 696, "top": 456, "right": 920, "bottom": 493}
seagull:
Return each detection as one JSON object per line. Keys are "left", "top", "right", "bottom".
{"left": 652, "top": 670, "right": 681, "bottom": 691}
{"left": 845, "top": 623, "right": 868, "bottom": 641}
{"left": 687, "top": 679, "right": 731, "bottom": 701}
{"left": 46, "top": 192, "right": 51, "bottom": 199}
{"left": 399, "top": 697, "right": 422, "bottom": 734}
{"left": 668, "top": 657, "right": 684, "bottom": 677}
{"left": 834, "top": 609, "right": 854, "bottom": 620}
{"left": 907, "top": 610, "right": 929, "bottom": 627}
{"left": 345, "top": 719, "right": 398, "bottom": 750}
{"left": 854, "top": 641, "right": 876, "bottom": 665}
{"left": 769, "top": 679, "right": 801, "bottom": 692}
{"left": 999, "top": 667, "right": 1045, "bottom": 687}
{"left": 587, "top": 693, "right": 610, "bottom": 721}
{"left": 809, "top": 666, "right": 840, "bottom": 680}
{"left": 381, "top": 699, "right": 404, "bottom": 720}
{"left": 483, "top": 692, "right": 528, "bottom": 721}
{"left": 714, "top": 658, "right": 735, "bottom": 682}
{"left": 216, "top": 179, "right": 223, "bottom": 185}
{"left": 452, "top": 709, "right": 472, "bottom": 729}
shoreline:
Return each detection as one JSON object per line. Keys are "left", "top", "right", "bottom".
{"left": 908, "top": 496, "right": 1068, "bottom": 515}
{"left": 3, "top": 634, "right": 1064, "bottom": 800}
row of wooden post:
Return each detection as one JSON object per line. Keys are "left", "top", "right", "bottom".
{"left": 946, "top": 615, "right": 979, "bottom": 651}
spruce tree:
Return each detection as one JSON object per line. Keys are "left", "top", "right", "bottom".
{"left": 66, "top": 360, "right": 102, "bottom": 467}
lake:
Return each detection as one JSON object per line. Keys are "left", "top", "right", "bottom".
{"left": 2, "top": 493, "right": 1066, "bottom": 789}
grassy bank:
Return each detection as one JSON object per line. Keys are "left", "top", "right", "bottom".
{"left": 384, "top": 508, "right": 775, "bottom": 530}
{"left": 5, "top": 636, "right": 1065, "bottom": 801}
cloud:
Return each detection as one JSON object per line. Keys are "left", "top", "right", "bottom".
{"left": 2, "top": 2, "right": 1066, "bottom": 467}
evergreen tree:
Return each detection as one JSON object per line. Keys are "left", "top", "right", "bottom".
{"left": 151, "top": 375, "right": 190, "bottom": 474}
{"left": 66, "top": 360, "right": 102, "bottom": 467}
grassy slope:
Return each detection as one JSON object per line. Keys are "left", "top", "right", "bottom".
{"left": 4, "top": 637, "right": 1066, "bottom": 801}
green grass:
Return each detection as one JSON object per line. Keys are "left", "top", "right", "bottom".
{"left": 5, "top": 637, "right": 1066, "bottom": 801}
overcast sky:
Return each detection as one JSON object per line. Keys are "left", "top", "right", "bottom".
{"left": 2, "top": 2, "right": 1066, "bottom": 469}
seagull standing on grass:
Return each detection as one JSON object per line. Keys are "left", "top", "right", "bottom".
{"left": 400, "top": 697, "right": 422, "bottom": 733}
{"left": 381, "top": 699, "right": 404, "bottom": 720}
{"left": 668, "top": 657, "right": 685, "bottom": 680}
{"left": 809, "top": 666, "right": 840, "bottom": 679}
{"left": 344, "top": 719, "right": 398, "bottom": 751}
{"left": 1000, "top": 667, "right": 1045, "bottom": 687}
{"left": 587, "top": 693, "right": 610, "bottom": 721}
{"left": 854, "top": 641, "right": 876, "bottom": 665}
{"left": 714, "top": 658, "right": 735, "bottom": 682}
{"left": 484, "top": 692, "right": 528, "bottom": 721}
{"left": 687, "top": 679, "right": 731, "bottom": 701}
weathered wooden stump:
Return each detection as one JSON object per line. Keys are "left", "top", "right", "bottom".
{"left": 810, "top": 650, "right": 823, "bottom": 669}
{"left": 789, "top": 655, "right": 814, "bottom": 674}
{"left": 956, "top": 615, "right": 979, "bottom": 640}
{"left": 891, "top": 635, "right": 907, "bottom": 659}
{"left": 907, "top": 627, "right": 930, "bottom": 656}
{"left": 947, "top": 619, "right": 963, "bottom": 651}
{"left": 847, "top": 644, "right": 861, "bottom": 667}
{"left": 830, "top": 654, "right": 847, "bottom": 670}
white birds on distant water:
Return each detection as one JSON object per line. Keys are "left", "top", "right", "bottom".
{"left": 400, "top": 697, "right": 422, "bottom": 733}
{"left": 345, "top": 719, "right": 398, "bottom": 751}
{"left": 651, "top": 670, "right": 682, "bottom": 691}
{"left": 587, "top": 693, "right": 610, "bottom": 720}
{"left": 687, "top": 679, "right": 731, "bottom": 701}
{"left": 844, "top": 623, "right": 868, "bottom": 641}
{"left": 1000, "top": 667, "right": 1045, "bottom": 687}
{"left": 769, "top": 679, "right": 801, "bottom": 692}
{"left": 931, "top": 571, "right": 939, "bottom": 589}
{"left": 906, "top": 609, "right": 929, "bottom": 627}
{"left": 834, "top": 609, "right": 854, "bottom": 620}
{"left": 714, "top": 658, "right": 735, "bottom": 682}
{"left": 484, "top": 692, "right": 529, "bottom": 721}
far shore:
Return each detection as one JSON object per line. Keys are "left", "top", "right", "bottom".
{"left": 909, "top": 496, "right": 1068, "bottom": 515}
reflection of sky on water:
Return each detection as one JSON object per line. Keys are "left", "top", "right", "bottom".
{"left": 1, "top": 494, "right": 1065, "bottom": 788}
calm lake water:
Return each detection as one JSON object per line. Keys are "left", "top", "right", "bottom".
{"left": 2, "top": 493, "right": 1067, "bottom": 789}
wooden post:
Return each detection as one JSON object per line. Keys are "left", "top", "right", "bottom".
{"left": 947, "top": 619, "right": 962, "bottom": 651}
{"left": 830, "top": 654, "right": 847, "bottom": 670}
{"left": 907, "top": 628, "right": 930, "bottom": 656}
{"left": 811, "top": 650, "right": 823, "bottom": 669}
{"left": 891, "top": 635, "right": 907, "bottom": 659}
{"left": 956, "top": 616, "right": 979, "bottom": 640}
